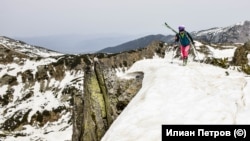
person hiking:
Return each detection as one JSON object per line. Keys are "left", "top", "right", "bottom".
{"left": 175, "top": 25, "right": 195, "bottom": 65}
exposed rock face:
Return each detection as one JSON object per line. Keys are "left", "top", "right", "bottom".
{"left": 0, "top": 44, "right": 28, "bottom": 64}
{"left": 95, "top": 41, "right": 166, "bottom": 68}
{"left": 72, "top": 41, "right": 167, "bottom": 141}
{"left": 232, "top": 41, "right": 250, "bottom": 65}
{"left": 0, "top": 40, "right": 85, "bottom": 139}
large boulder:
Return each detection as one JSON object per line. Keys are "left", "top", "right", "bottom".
{"left": 232, "top": 41, "right": 250, "bottom": 65}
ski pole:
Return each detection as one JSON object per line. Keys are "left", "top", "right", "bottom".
{"left": 171, "top": 43, "right": 178, "bottom": 63}
{"left": 191, "top": 42, "right": 201, "bottom": 63}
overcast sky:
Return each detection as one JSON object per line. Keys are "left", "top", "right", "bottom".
{"left": 1, "top": 0, "right": 250, "bottom": 37}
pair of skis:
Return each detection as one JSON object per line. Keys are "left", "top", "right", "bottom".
{"left": 164, "top": 22, "right": 199, "bottom": 65}
{"left": 164, "top": 23, "right": 178, "bottom": 34}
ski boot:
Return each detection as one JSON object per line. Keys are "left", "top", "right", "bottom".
{"left": 183, "top": 57, "right": 188, "bottom": 66}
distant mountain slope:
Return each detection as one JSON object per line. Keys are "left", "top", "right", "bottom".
{"left": 96, "top": 34, "right": 173, "bottom": 53}
{"left": 192, "top": 20, "right": 250, "bottom": 43}
{"left": 0, "top": 36, "right": 64, "bottom": 57}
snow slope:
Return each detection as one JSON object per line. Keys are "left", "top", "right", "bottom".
{"left": 101, "top": 54, "right": 250, "bottom": 141}
{"left": 0, "top": 56, "right": 83, "bottom": 141}
{"left": 0, "top": 36, "right": 64, "bottom": 57}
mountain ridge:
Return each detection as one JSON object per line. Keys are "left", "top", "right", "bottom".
{"left": 97, "top": 20, "right": 250, "bottom": 54}
{"left": 192, "top": 20, "right": 250, "bottom": 43}
{"left": 0, "top": 36, "right": 64, "bottom": 57}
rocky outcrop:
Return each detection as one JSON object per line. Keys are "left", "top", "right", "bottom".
{"left": 71, "top": 62, "right": 143, "bottom": 141}
{"left": 72, "top": 41, "right": 166, "bottom": 141}
{"left": 94, "top": 41, "right": 166, "bottom": 68}
{"left": 231, "top": 41, "right": 250, "bottom": 74}
{"left": 232, "top": 41, "right": 250, "bottom": 65}
{"left": 0, "top": 51, "right": 85, "bottom": 138}
{"left": 0, "top": 44, "right": 28, "bottom": 64}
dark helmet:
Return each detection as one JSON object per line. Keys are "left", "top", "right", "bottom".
{"left": 178, "top": 25, "right": 185, "bottom": 31}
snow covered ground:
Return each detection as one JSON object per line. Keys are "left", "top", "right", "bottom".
{"left": 0, "top": 58, "right": 83, "bottom": 141}
{"left": 101, "top": 52, "right": 250, "bottom": 141}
